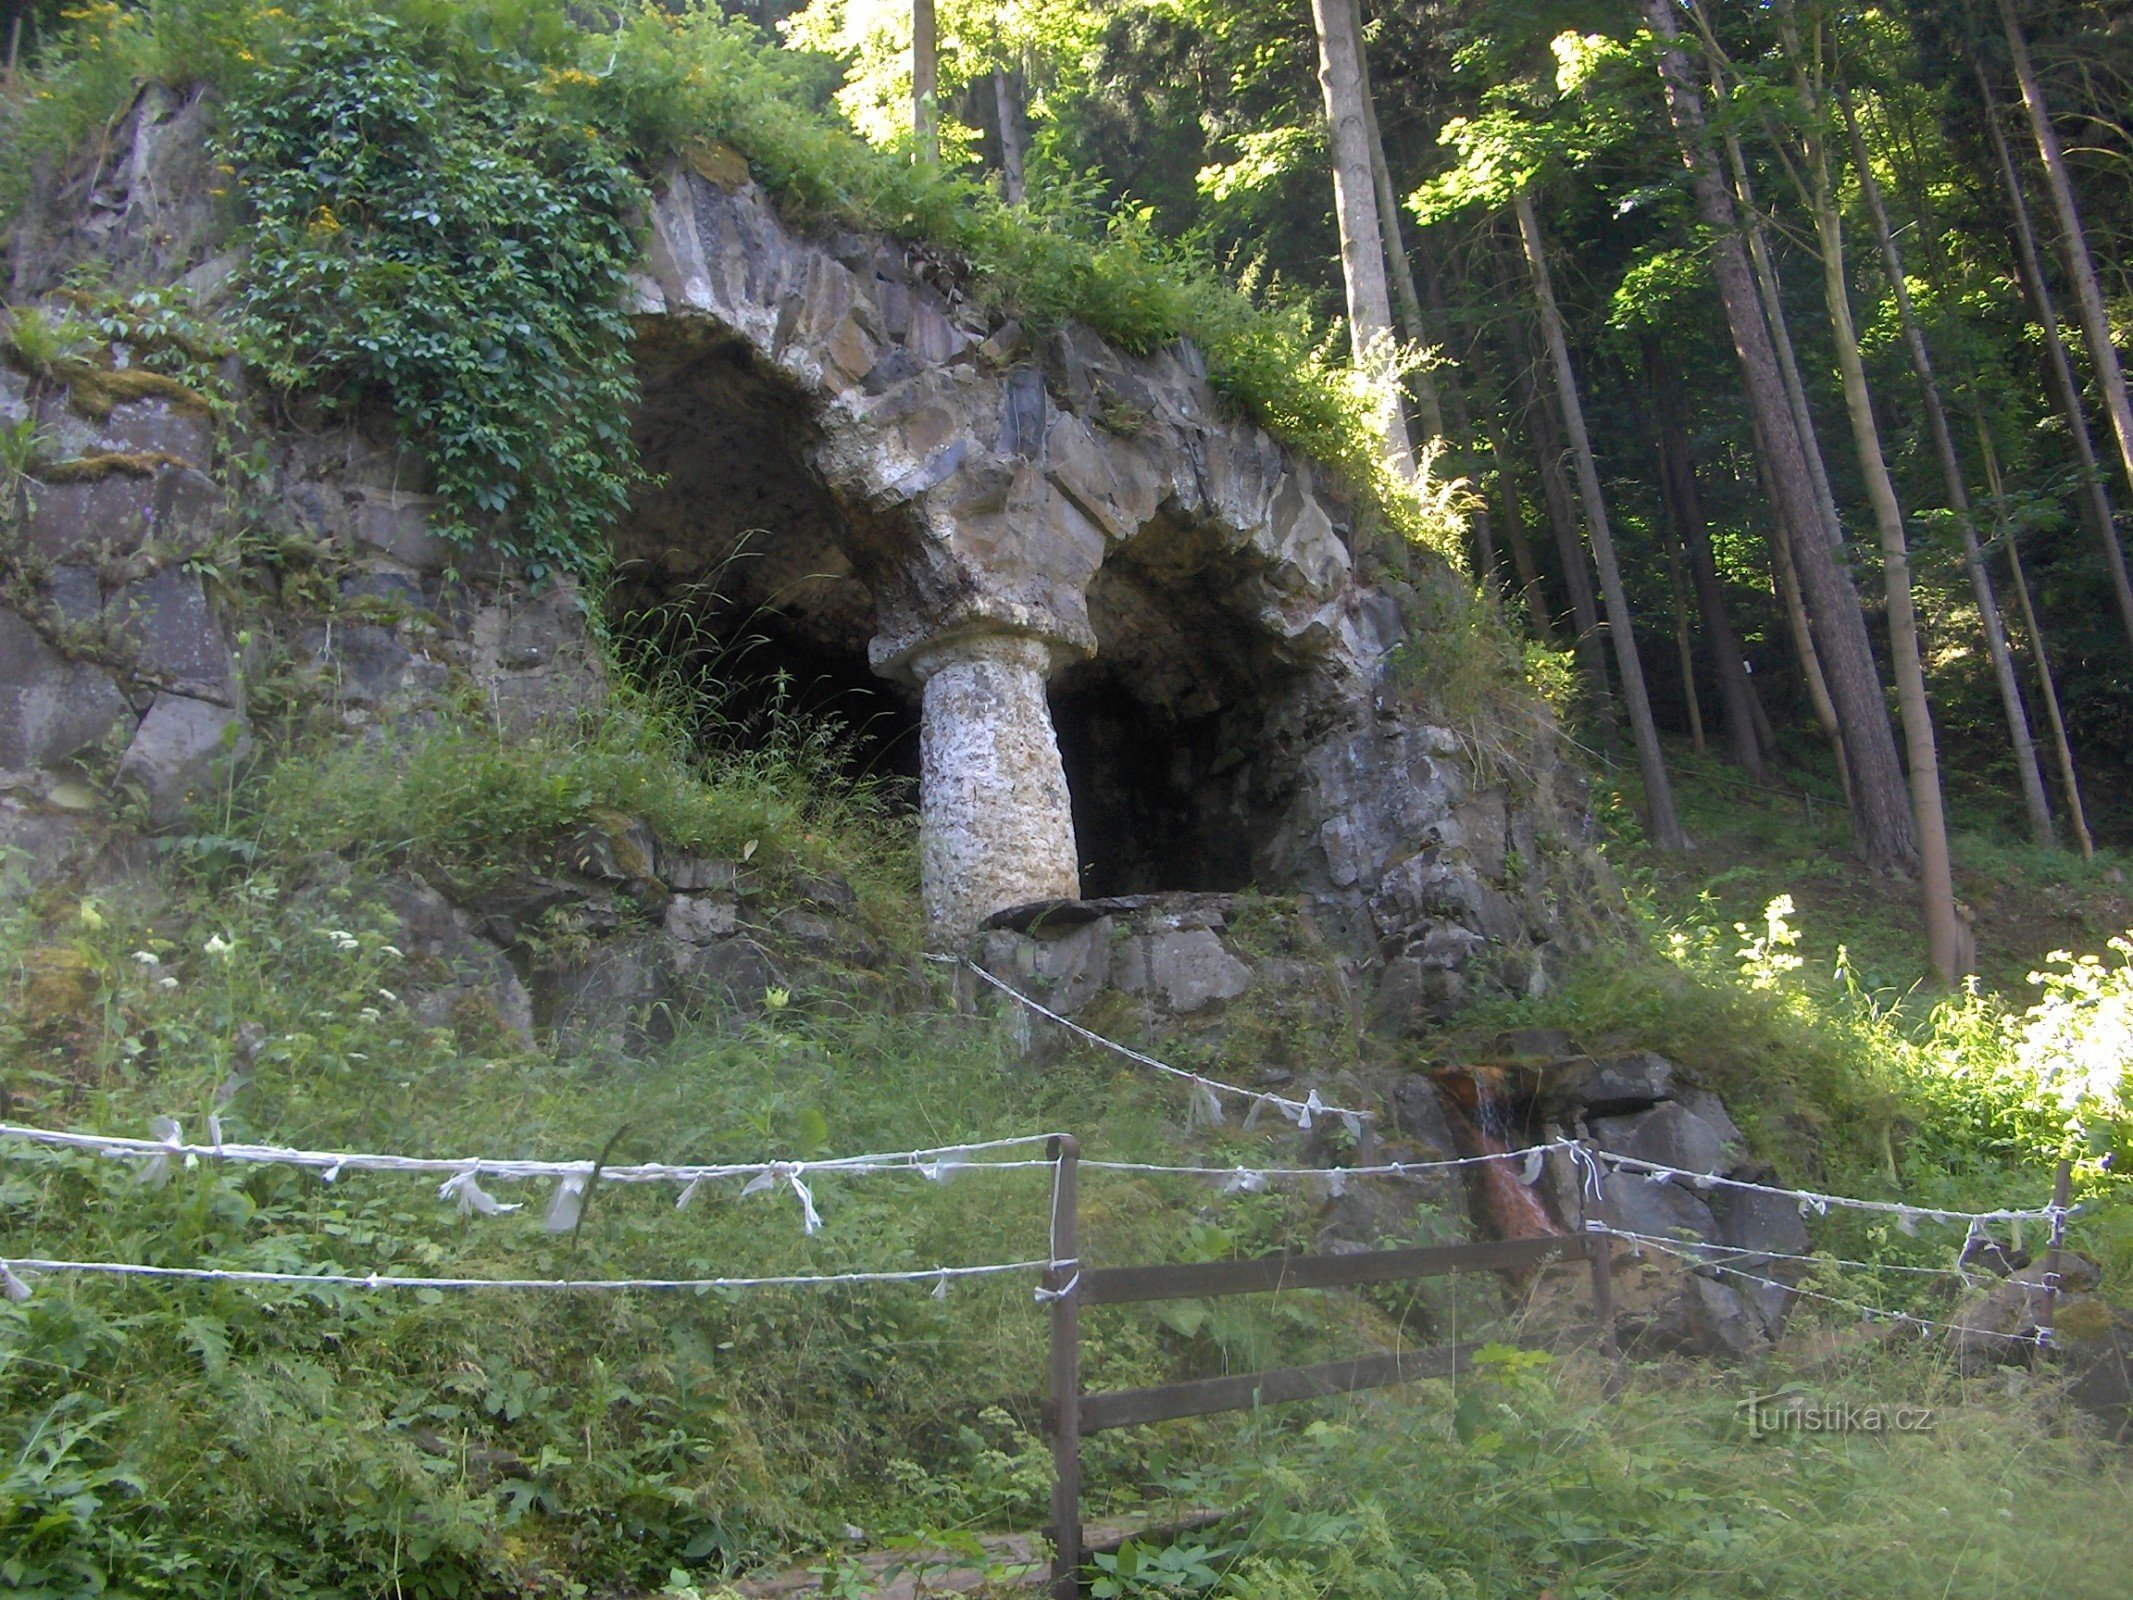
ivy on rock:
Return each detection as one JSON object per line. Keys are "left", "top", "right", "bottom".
{"left": 222, "top": 4, "right": 645, "bottom": 580}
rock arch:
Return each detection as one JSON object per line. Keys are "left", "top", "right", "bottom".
{"left": 631, "top": 164, "right": 1395, "bottom": 943}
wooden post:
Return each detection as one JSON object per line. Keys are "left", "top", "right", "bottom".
{"left": 1046, "top": 1135, "right": 1082, "bottom": 1599}
{"left": 2037, "top": 1159, "right": 2072, "bottom": 1354}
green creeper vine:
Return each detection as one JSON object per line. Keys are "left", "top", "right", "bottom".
{"left": 220, "top": 5, "right": 645, "bottom": 579}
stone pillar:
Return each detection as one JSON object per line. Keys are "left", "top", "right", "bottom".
{"left": 911, "top": 631, "right": 1080, "bottom": 944}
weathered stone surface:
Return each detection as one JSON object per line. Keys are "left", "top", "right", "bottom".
{"left": 301, "top": 620, "right": 446, "bottom": 707}
{"left": 914, "top": 632, "right": 1079, "bottom": 942}
{"left": 1641, "top": 1275, "right": 1767, "bottom": 1359}
{"left": 664, "top": 894, "right": 739, "bottom": 944}
{"left": 671, "top": 935, "right": 785, "bottom": 1011}
{"left": 626, "top": 171, "right": 1594, "bottom": 964}
{"left": 1949, "top": 1257, "right": 2103, "bottom": 1373}
{"left": 23, "top": 462, "right": 220, "bottom": 561}
{"left": 1139, "top": 927, "right": 1252, "bottom": 1012}
{"left": 1709, "top": 1185, "right": 1809, "bottom": 1334}
{"left": 0, "top": 609, "right": 130, "bottom": 772}
{"left": 1371, "top": 953, "right": 1467, "bottom": 1030}
{"left": 385, "top": 881, "right": 532, "bottom": 1040}
{"left": 1598, "top": 1170, "right": 1718, "bottom": 1246}
{"left": 115, "top": 693, "right": 248, "bottom": 825}
{"left": 538, "top": 934, "right": 672, "bottom": 1056}
{"left": 107, "top": 566, "right": 235, "bottom": 703}
{"left": 1544, "top": 1051, "right": 1675, "bottom": 1118}
{"left": 1589, "top": 1101, "right": 1731, "bottom": 1177}
{"left": 470, "top": 581, "right": 605, "bottom": 734}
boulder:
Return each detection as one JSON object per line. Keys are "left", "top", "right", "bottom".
{"left": 114, "top": 693, "right": 248, "bottom": 825}
{"left": 0, "top": 608, "right": 130, "bottom": 772}
{"left": 1597, "top": 1169, "right": 1718, "bottom": 1248}
{"left": 1588, "top": 1100, "right": 1731, "bottom": 1177}
{"left": 108, "top": 566, "right": 236, "bottom": 703}
{"left": 1640, "top": 1275, "right": 1768, "bottom": 1359}
{"left": 664, "top": 894, "right": 739, "bottom": 944}
{"left": 1116, "top": 927, "right": 1251, "bottom": 1013}
{"left": 1544, "top": 1051, "right": 1674, "bottom": 1118}
{"left": 1709, "top": 1185, "right": 1810, "bottom": 1335}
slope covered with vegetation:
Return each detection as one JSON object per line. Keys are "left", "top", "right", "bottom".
{"left": 6, "top": 0, "right": 2133, "bottom": 1595}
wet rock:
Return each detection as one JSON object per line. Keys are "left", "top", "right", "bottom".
{"left": 115, "top": 693, "right": 248, "bottom": 825}
{"left": 1391, "top": 1074, "right": 1462, "bottom": 1161}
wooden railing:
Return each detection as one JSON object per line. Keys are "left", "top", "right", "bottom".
{"left": 1038, "top": 1136, "right": 1613, "bottom": 1597}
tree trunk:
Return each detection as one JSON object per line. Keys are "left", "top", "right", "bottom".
{"left": 1716, "top": 86, "right": 1849, "bottom": 553}
{"left": 1515, "top": 189, "right": 1685, "bottom": 850}
{"left": 1483, "top": 397, "right": 1556, "bottom": 641}
{"left": 1839, "top": 80, "right": 2054, "bottom": 849}
{"left": 1786, "top": 10, "right": 1962, "bottom": 982}
{"left": 1647, "top": 335, "right": 1768, "bottom": 778}
{"left": 1999, "top": 0, "right": 2133, "bottom": 518}
{"left": 1513, "top": 315, "right": 1613, "bottom": 718}
{"left": 1351, "top": 0, "right": 1444, "bottom": 442}
{"left": 1765, "top": 454, "right": 1854, "bottom": 806}
{"left": 1975, "top": 409, "right": 2095, "bottom": 859}
{"left": 1979, "top": 65, "right": 2133, "bottom": 651}
{"left": 1310, "top": 0, "right": 1415, "bottom": 480}
{"left": 912, "top": 0, "right": 938, "bottom": 162}
{"left": 1665, "top": 529, "right": 1706, "bottom": 754}
{"left": 993, "top": 66, "right": 1025, "bottom": 204}
{"left": 1645, "top": 0, "right": 1914, "bottom": 873}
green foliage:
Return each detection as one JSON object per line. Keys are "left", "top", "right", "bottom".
{"left": 219, "top": 2, "right": 645, "bottom": 579}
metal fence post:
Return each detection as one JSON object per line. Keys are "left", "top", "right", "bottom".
{"left": 1046, "top": 1135, "right": 1082, "bottom": 1599}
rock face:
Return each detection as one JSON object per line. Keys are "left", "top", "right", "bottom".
{"left": 3, "top": 99, "right": 1605, "bottom": 1021}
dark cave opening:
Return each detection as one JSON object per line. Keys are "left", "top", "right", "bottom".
{"left": 607, "top": 319, "right": 921, "bottom": 805}
{"left": 1050, "top": 676, "right": 1255, "bottom": 898}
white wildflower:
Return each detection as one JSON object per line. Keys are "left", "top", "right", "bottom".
{"left": 131, "top": 951, "right": 160, "bottom": 967}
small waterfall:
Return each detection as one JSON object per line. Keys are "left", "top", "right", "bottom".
{"left": 1437, "top": 1066, "right": 1561, "bottom": 1240}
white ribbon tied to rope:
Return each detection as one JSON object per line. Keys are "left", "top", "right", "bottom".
{"left": 742, "top": 1162, "right": 822, "bottom": 1235}
{"left": 439, "top": 1163, "right": 521, "bottom": 1218}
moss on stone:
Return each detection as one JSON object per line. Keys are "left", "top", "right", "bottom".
{"left": 36, "top": 449, "right": 192, "bottom": 483}
{"left": 53, "top": 360, "right": 214, "bottom": 420}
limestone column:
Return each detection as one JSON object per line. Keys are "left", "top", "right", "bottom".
{"left": 910, "top": 630, "right": 1080, "bottom": 944}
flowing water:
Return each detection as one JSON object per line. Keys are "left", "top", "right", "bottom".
{"left": 1439, "top": 1066, "right": 1561, "bottom": 1240}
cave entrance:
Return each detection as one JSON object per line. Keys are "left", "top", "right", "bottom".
{"left": 1050, "top": 517, "right": 1304, "bottom": 899}
{"left": 607, "top": 320, "right": 920, "bottom": 801}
